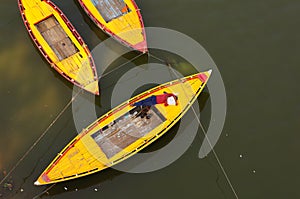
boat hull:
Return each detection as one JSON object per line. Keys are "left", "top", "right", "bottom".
{"left": 18, "top": 0, "right": 99, "bottom": 95}
{"left": 78, "top": 0, "right": 147, "bottom": 53}
{"left": 35, "top": 70, "right": 211, "bottom": 185}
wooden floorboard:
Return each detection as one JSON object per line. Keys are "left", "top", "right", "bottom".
{"left": 92, "top": 0, "right": 129, "bottom": 22}
{"left": 36, "top": 16, "right": 79, "bottom": 61}
{"left": 91, "top": 106, "right": 166, "bottom": 159}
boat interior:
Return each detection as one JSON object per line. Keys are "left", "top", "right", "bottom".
{"left": 35, "top": 15, "right": 79, "bottom": 61}
{"left": 91, "top": 105, "right": 166, "bottom": 159}
{"left": 91, "top": 0, "right": 131, "bottom": 22}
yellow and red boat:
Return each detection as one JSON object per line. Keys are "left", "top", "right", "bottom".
{"left": 18, "top": 0, "right": 99, "bottom": 95}
{"left": 78, "top": 0, "right": 147, "bottom": 53}
{"left": 34, "top": 70, "right": 212, "bottom": 185}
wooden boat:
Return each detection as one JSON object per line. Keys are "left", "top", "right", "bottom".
{"left": 78, "top": 0, "right": 147, "bottom": 53}
{"left": 18, "top": 0, "right": 99, "bottom": 95}
{"left": 34, "top": 70, "right": 212, "bottom": 185}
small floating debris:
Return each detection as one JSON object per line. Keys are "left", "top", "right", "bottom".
{"left": 75, "top": 188, "right": 78, "bottom": 192}
{"left": 20, "top": 188, "right": 24, "bottom": 192}
{"left": 239, "top": 154, "right": 243, "bottom": 158}
{"left": 63, "top": 187, "right": 68, "bottom": 191}
{"left": 252, "top": 170, "right": 256, "bottom": 173}
{"left": 94, "top": 188, "right": 98, "bottom": 192}
{"left": 2, "top": 170, "right": 7, "bottom": 176}
{"left": 3, "top": 183, "right": 13, "bottom": 191}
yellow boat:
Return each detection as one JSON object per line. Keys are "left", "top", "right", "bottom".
{"left": 18, "top": 0, "right": 99, "bottom": 95}
{"left": 78, "top": 0, "right": 147, "bottom": 53}
{"left": 34, "top": 70, "right": 212, "bottom": 185}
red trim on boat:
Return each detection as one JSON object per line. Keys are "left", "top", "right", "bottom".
{"left": 77, "top": 0, "right": 147, "bottom": 53}
{"left": 42, "top": 173, "right": 51, "bottom": 182}
{"left": 43, "top": 74, "right": 206, "bottom": 177}
{"left": 197, "top": 73, "right": 208, "bottom": 83}
{"left": 18, "top": 0, "right": 98, "bottom": 95}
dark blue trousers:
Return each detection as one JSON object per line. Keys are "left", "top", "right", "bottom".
{"left": 133, "top": 96, "right": 157, "bottom": 106}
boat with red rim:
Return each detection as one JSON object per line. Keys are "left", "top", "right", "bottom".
{"left": 78, "top": 0, "right": 147, "bottom": 53}
{"left": 34, "top": 70, "right": 212, "bottom": 185}
{"left": 18, "top": 0, "right": 99, "bottom": 95}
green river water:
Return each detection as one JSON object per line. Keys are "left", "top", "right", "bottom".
{"left": 0, "top": 0, "right": 299, "bottom": 198}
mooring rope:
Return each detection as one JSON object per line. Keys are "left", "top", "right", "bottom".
{"left": 148, "top": 52, "right": 239, "bottom": 199}
{"left": 32, "top": 183, "right": 56, "bottom": 199}
{"left": 0, "top": 53, "right": 143, "bottom": 193}
{"left": 101, "top": 53, "right": 144, "bottom": 79}
{"left": 0, "top": 50, "right": 240, "bottom": 198}
{"left": 0, "top": 92, "right": 79, "bottom": 186}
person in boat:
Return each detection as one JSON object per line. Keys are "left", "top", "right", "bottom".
{"left": 130, "top": 92, "right": 178, "bottom": 119}
{"left": 132, "top": 92, "right": 178, "bottom": 107}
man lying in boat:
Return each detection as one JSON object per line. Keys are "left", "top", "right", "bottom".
{"left": 130, "top": 92, "right": 178, "bottom": 119}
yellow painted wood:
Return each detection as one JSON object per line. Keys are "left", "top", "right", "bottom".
{"left": 20, "top": 0, "right": 99, "bottom": 94}
{"left": 79, "top": 0, "right": 147, "bottom": 52}
{"left": 35, "top": 70, "right": 212, "bottom": 185}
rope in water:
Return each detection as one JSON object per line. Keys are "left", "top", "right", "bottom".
{"left": 0, "top": 93, "right": 79, "bottom": 186}
{"left": 100, "top": 53, "right": 144, "bottom": 80}
{"left": 148, "top": 52, "right": 239, "bottom": 199}
{"left": 0, "top": 53, "right": 143, "bottom": 189}
{"left": 32, "top": 183, "right": 56, "bottom": 199}
{"left": 2, "top": 50, "right": 238, "bottom": 199}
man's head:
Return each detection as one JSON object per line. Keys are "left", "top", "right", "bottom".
{"left": 167, "top": 96, "right": 177, "bottom": 106}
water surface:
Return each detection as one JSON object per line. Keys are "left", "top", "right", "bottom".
{"left": 0, "top": 0, "right": 299, "bottom": 198}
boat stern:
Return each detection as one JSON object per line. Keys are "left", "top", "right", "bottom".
{"left": 84, "top": 80, "right": 100, "bottom": 95}
{"left": 132, "top": 39, "right": 148, "bottom": 54}
{"left": 34, "top": 173, "right": 51, "bottom": 186}
{"left": 197, "top": 69, "right": 212, "bottom": 83}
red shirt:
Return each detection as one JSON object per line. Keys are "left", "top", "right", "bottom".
{"left": 156, "top": 93, "right": 178, "bottom": 106}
